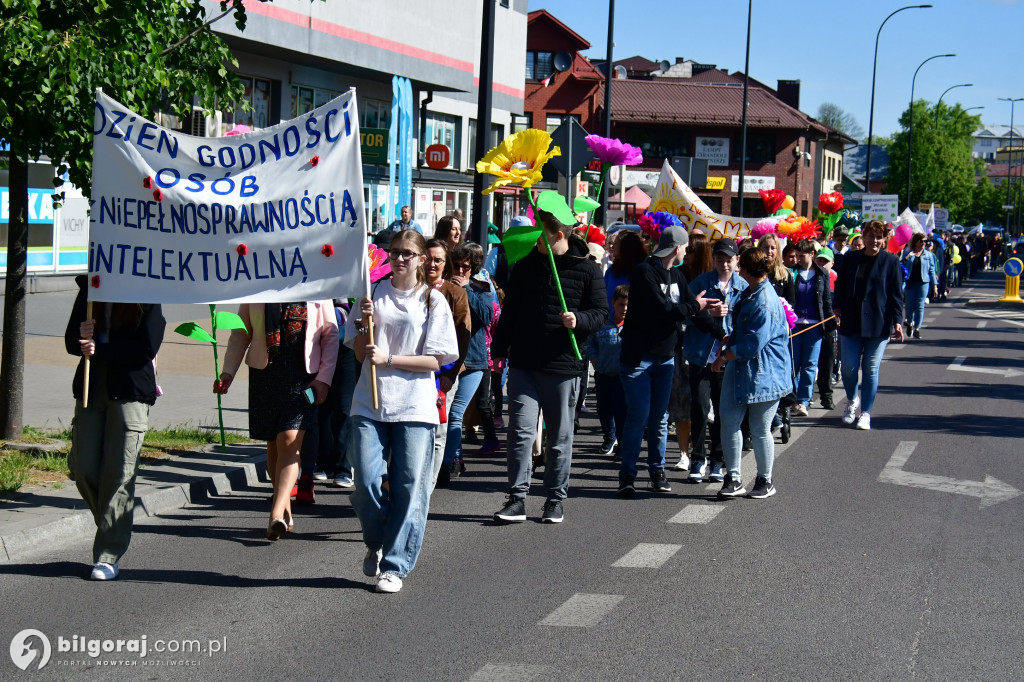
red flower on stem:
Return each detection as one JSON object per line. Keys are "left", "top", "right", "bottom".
{"left": 236, "top": 244, "right": 248, "bottom": 256}
{"left": 90, "top": 275, "right": 100, "bottom": 288}
{"left": 142, "top": 176, "right": 153, "bottom": 189}
{"left": 321, "top": 244, "right": 334, "bottom": 257}
{"left": 153, "top": 189, "right": 162, "bottom": 202}
{"left": 310, "top": 156, "right": 320, "bottom": 167}
{"left": 817, "top": 192, "right": 844, "bottom": 215}
{"left": 759, "top": 188, "right": 787, "bottom": 214}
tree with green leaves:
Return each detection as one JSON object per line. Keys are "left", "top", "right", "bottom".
{"left": 0, "top": 0, "right": 249, "bottom": 438}
{"left": 884, "top": 100, "right": 982, "bottom": 218}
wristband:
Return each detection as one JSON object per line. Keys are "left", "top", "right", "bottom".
{"left": 386, "top": 353, "right": 393, "bottom": 368}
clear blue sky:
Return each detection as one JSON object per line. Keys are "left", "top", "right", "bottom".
{"left": 530, "top": 0, "right": 1024, "bottom": 138}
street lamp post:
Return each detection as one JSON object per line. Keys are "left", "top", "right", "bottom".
{"left": 999, "top": 97, "right": 1024, "bottom": 235}
{"left": 600, "top": 0, "right": 614, "bottom": 224}
{"left": 934, "top": 83, "right": 972, "bottom": 124}
{"left": 737, "top": 0, "right": 752, "bottom": 217}
{"left": 907, "top": 53, "right": 955, "bottom": 209}
{"left": 865, "top": 4, "right": 932, "bottom": 192}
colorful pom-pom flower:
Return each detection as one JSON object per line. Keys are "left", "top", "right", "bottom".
{"left": 142, "top": 176, "right": 153, "bottom": 189}
{"left": 90, "top": 275, "right": 101, "bottom": 288}
{"left": 236, "top": 244, "right": 248, "bottom": 256}
{"left": 321, "top": 244, "right": 334, "bottom": 257}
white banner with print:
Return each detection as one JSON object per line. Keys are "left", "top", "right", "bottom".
{"left": 90, "top": 90, "right": 368, "bottom": 303}
{"left": 648, "top": 160, "right": 759, "bottom": 239}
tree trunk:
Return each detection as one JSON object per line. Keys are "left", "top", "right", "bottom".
{"left": 0, "top": 125, "right": 28, "bottom": 439}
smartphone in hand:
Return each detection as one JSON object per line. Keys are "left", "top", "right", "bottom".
{"left": 303, "top": 387, "right": 316, "bottom": 404}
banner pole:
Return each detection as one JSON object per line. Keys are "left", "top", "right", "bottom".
{"left": 364, "top": 245, "right": 380, "bottom": 411}
{"left": 82, "top": 301, "right": 92, "bottom": 408}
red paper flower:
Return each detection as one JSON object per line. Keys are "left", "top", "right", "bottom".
{"left": 321, "top": 244, "right": 334, "bottom": 257}
{"left": 153, "top": 189, "right": 162, "bottom": 202}
{"left": 236, "top": 244, "right": 248, "bottom": 256}
{"left": 585, "top": 226, "right": 606, "bottom": 246}
{"left": 310, "top": 156, "right": 320, "bottom": 167}
{"left": 759, "top": 189, "right": 787, "bottom": 215}
{"left": 142, "top": 176, "right": 153, "bottom": 189}
{"left": 90, "top": 275, "right": 100, "bottom": 288}
{"left": 817, "top": 192, "right": 844, "bottom": 215}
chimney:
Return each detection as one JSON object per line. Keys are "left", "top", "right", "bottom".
{"left": 777, "top": 80, "right": 800, "bottom": 110}
{"left": 675, "top": 57, "right": 686, "bottom": 64}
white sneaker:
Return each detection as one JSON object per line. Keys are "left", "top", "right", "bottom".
{"left": 842, "top": 397, "right": 860, "bottom": 425}
{"left": 855, "top": 413, "right": 871, "bottom": 430}
{"left": 90, "top": 562, "right": 119, "bottom": 581}
{"left": 673, "top": 454, "right": 691, "bottom": 471}
{"left": 791, "top": 403, "right": 809, "bottom": 417}
{"left": 376, "top": 572, "right": 403, "bottom": 593}
{"left": 332, "top": 474, "right": 354, "bottom": 488}
{"left": 362, "top": 548, "right": 382, "bottom": 577}
{"left": 312, "top": 470, "right": 328, "bottom": 482}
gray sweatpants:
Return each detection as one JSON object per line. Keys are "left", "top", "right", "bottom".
{"left": 506, "top": 368, "right": 580, "bottom": 501}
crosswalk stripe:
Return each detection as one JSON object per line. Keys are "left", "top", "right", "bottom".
{"left": 540, "top": 593, "right": 625, "bottom": 627}
{"left": 668, "top": 504, "right": 725, "bottom": 524}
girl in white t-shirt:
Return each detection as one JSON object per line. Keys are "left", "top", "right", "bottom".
{"left": 345, "top": 230, "right": 458, "bottom": 594}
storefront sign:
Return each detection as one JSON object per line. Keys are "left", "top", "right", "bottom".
{"left": 695, "top": 137, "right": 730, "bottom": 166}
{"left": 730, "top": 174, "right": 775, "bottom": 193}
{"left": 704, "top": 176, "right": 727, "bottom": 191}
{"left": 360, "top": 127, "right": 389, "bottom": 164}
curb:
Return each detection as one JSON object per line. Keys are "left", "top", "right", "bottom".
{"left": 0, "top": 443, "right": 266, "bottom": 564}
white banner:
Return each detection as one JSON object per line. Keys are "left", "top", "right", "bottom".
{"left": 860, "top": 194, "right": 900, "bottom": 225}
{"left": 89, "top": 90, "right": 368, "bottom": 303}
{"left": 649, "top": 160, "right": 760, "bottom": 239}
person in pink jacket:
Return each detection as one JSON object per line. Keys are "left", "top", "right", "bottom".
{"left": 215, "top": 301, "right": 338, "bottom": 540}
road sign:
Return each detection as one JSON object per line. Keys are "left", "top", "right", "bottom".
{"left": 1003, "top": 205, "right": 1015, "bottom": 210}
{"left": 1001, "top": 257, "right": 1023, "bottom": 302}
{"left": 878, "top": 441, "right": 1022, "bottom": 508}
{"left": 548, "top": 118, "right": 592, "bottom": 178}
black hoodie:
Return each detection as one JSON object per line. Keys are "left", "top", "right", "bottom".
{"left": 491, "top": 235, "right": 608, "bottom": 376}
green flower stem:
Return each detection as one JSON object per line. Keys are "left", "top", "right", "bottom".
{"left": 584, "top": 163, "right": 610, "bottom": 242}
{"left": 210, "top": 304, "right": 226, "bottom": 453}
{"left": 529, "top": 190, "right": 582, "bottom": 361}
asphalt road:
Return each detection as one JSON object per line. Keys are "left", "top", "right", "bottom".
{"left": 2, "top": 274, "right": 1022, "bottom": 680}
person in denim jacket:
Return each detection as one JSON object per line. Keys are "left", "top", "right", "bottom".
{"left": 683, "top": 238, "right": 747, "bottom": 484}
{"left": 710, "top": 247, "right": 793, "bottom": 500}
{"left": 900, "top": 233, "right": 938, "bottom": 339}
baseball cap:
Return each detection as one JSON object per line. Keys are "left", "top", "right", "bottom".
{"left": 815, "top": 247, "right": 834, "bottom": 262}
{"left": 712, "top": 238, "right": 738, "bottom": 257}
{"left": 510, "top": 216, "right": 533, "bottom": 228}
{"left": 653, "top": 225, "right": 690, "bottom": 257}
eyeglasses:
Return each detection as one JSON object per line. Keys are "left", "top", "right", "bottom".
{"left": 426, "top": 257, "right": 446, "bottom": 265}
{"left": 389, "top": 249, "right": 421, "bottom": 261}
{"left": 452, "top": 262, "right": 472, "bottom": 272}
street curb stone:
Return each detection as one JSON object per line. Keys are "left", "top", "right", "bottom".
{"left": 0, "top": 442, "right": 266, "bottom": 564}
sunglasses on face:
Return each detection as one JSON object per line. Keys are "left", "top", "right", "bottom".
{"left": 452, "top": 262, "right": 471, "bottom": 272}
{"left": 389, "top": 249, "right": 421, "bottom": 261}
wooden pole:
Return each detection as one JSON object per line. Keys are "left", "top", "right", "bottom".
{"left": 83, "top": 301, "right": 92, "bottom": 408}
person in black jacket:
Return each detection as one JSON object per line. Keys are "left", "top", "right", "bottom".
{"left": 64, "top": 275, "right": 165, "bottom": 581}
{"left": 490, "top": 210, "right": 608, "bottom": 524}
{"left": 616, "top": 225, "right": 722, "bottom": 497}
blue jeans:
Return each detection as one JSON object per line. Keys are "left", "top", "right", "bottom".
{"left": 904, "top": 282, "right": 929, "bottom": 329}
{"left": 839, "top": 334, "right": 888, "bottom": 414}
{"left": 791, "top": 324, "right": 823, "bottom": 406}
{"left": 594, "top": 372, "right": 626, "bottom": 442}
{"left": 442, "top": 369, "right": 484, "bottom": 468}
{"left": 619, "top": 355, "right": 674, "bottom": 479}
{"left": 350, "top": 417, "right": 435, "bottom": 578}
{"left": 721, "top": 363, "right": 778, "bottom": 482}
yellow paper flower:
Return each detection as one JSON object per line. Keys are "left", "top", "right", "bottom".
{"left": 476, "top": 129, "right": 561, "bottom": 195}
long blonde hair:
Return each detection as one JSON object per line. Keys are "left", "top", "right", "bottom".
{"left": 758, "top": 233, "right": 790, "bottom": 283}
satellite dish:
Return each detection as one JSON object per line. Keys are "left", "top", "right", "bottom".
{"left": 553, "top": 52, "right": 572, "bottom": 72}
{"left": 613, "top": 65, "right": 627, "bottom": 79}
{"left": 659, "top": 60, "right": 671, "bottom": 72}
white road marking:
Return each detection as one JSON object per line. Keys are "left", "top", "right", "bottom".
{"left": 540, "top": 593, "right": 625, "bottom": 627}
{"left": 468, "top": 665, "right": 550, "bottom": 682}
{"left": 962, "top": 308, "right": 1024, "bottom": 328}
{"left": 977, "top": 320, "right": 988, "bottom": 328}
{"left": 946, "top": 355, "right": 1023, "bottom": 378}
{"left": 668, "top": 505, "right": 725, "bottom": 524}
{"left": 878, "top": 441, "right": 1022, "bottom": 508}
{"left": 612, "top": 543, "right": 682, "bottom": 568}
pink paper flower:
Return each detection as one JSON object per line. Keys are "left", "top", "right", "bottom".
{"left": 781, "top": 299, "right": 798, "bottom": 329}
{"left": 90, "top": 275, "right": 100, "bottom": 288}
{"left": 585, "top": 135, "right": 643, "bottom": 167}
{"left": 750, "top": 218, "right": 780, "bottom": 240}
{"left": 236, "top": 244, "right": 248, "bottom": 256}
{"left": 310, "top": 155, "right": 320, "bottom": 167}
{"left": 368, "top": 244, "right": 392, "bottom": 282}
{"left": 142, "top": 176, "right": 152, "bottom": 189}
{"left": 321, "top": 244, "right": 334, "bottom": 257}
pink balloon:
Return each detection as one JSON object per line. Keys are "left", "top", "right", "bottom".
{"left": 894, "top": 223, "right": 914, "bottom": 246}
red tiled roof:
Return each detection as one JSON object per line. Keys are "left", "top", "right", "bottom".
{"left": 573, "top": 54, "right": 604, "bottom": 80}
{"left": 686, "top": 68, "right": 740, "bottom": 84}
{"left": 601, "top": 79, "right": 826, "bottom": 132}
{"left": 615, "top": 56, "right": 659, "bottom": 73}
{"left": 527, "top": 9, "right": 590, "bottom": 51}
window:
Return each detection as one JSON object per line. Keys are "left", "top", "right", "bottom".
{"left": 511, "top": 113, "right": 531, "bottom": 133}
{"left": 424, "top": 112, "right": 460, "bottom": 170}
{"left": 225, "top": 76, "right": 272, "bottom": 130}
{"left": 361, "top": 98, "right": 392, "bottom": 130}
{"left": 980, "top": 139, "right": 992, "bottom": 147}
{"left": 468, "top": 120, "right": 503, "bottom": 160}
{"left": 732, "top": 132, "right": 776, "bottom": 165}
{"left": 526, "top": 51, "right": 554, "bottom": 81}
{"left": 804, "top": 139, "right": 812, "bottom": 167}
{"left": 290, "top": 84, "right": 341, "bottom": 118}
{"left": 626, "top": 125, "right": 691, "bottom": 159}
{"left": 545, "top": 114, "right": 580, "bottom": 134}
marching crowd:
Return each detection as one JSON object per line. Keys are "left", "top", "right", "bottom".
{"left": 68, "top": 207, "right": 966, "bottom": 593}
